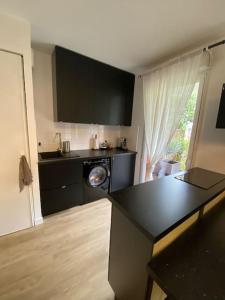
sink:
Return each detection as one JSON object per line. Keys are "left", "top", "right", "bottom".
{"left": 39, "top": 151, "right": 63, "bottom": 160}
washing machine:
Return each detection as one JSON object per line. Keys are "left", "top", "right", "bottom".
{"left": 83, "top": 158, "right": 110, "bottom": 192}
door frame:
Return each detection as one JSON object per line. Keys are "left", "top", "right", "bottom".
{"left": 0, "top": 48, "right": 35, "bottom": 226}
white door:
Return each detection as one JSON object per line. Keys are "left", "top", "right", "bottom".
{"left": 0, "top": 50, "right": 33, "bottom": 236}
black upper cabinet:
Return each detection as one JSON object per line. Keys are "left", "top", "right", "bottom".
{"left": 52, "top": 46, "right": 135, "bottom": 126}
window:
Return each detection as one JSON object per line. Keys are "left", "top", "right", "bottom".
{"left": 145, "top": 82, "right": 201, "bottom": 181}
{"left": 165, "top": 82, "right": 200, "bottom": 169}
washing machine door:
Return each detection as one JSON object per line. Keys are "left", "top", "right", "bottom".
{"left": 88, "top": 166, "right": 107, "bottom": 187}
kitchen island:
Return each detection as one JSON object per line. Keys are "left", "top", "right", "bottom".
{"left": 108, "top": 168, "right": 225, "bottom": 300}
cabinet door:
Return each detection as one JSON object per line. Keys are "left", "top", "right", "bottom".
{"left": 110, "top": 154, "right": 136, "bottom": 193}
{"left": 38, "top": 160, "right": 83, "bottom": 190}
{"left": 53, "top": 46, "right": 134, "bottom": 126}
{"left": 40, "top": 183, "right": 84, "bottom": 216}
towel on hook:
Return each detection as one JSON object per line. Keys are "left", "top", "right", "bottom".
{"left": 19, "top": 155, "right": 33, "bottom": 192}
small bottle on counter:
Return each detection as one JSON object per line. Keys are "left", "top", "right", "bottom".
{"left": 92, "top": 134, "right": 99, "bottom": 150}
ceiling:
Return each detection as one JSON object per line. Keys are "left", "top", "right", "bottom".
{"left": 1, "top": 0, "right": 225, "bottom": 72}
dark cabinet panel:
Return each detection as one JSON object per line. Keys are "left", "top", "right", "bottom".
{"left": 83, "top": 185, "right": 108, "bottom": 205}
{"left": 110, "top": 154, "right": 136, "bottom": 193}
{"left": 38, "top": 160, "right": 82, "bottom": 190}
{"left": 41, "top": 183, "right": 84, "bottom": 216}
{"left": 52, "top": 46, "right": 135, "bottom": 126}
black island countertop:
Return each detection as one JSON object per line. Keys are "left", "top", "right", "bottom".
{"left": 110, "top": 168, "right": 225, "bottom": 242}
{"left": 38, "top": 148, "right": 136, "bottom": 164}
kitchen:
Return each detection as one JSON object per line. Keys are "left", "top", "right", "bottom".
{"left": 35, "top": 45, "right": 137, "bottom": 216}
{"left": 1, "top": 2, "right": 225, "bottom": 300}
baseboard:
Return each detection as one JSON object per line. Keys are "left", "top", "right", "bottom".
{"left": 34, "top": 216, "right": 44, "bottom": 226}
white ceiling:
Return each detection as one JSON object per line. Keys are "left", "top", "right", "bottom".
{"left": 1, "top": 0, "right": 225, "bottom": 72}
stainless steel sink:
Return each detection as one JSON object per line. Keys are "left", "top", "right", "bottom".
{"left": 39, "top": 151, "right": 63, "bottom": 160}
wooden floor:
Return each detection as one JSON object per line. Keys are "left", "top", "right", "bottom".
{"left": 0, "top": 198, "right": 114, "bottom": 300}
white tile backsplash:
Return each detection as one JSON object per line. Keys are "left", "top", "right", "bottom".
{"left": 37, "top": 119, "right": 121, "bottom": 152}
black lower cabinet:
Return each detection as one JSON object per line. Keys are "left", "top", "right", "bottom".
{"left": 39, "top": 159, "right": 83, "bottom": 190}
{"left": 38, "top": 151, "right": 136, "bottom": 216}
{"left": 41, "top": 183, "right": 84, "bottom": 216}
{"left": 83, "top": 185, "right": 109, "bottom": 205}
{"left": 110, "top": 153, "right": 136, "bottom": 192}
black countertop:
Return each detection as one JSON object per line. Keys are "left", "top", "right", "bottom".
{"left": 38, "top": 148, "right": 136, "bottom": 164}
{"left": 149, "top": 197, "right": 225, "bottom": 300}
{"left": 110, "top": 168, "right": 225, "bottom": 242}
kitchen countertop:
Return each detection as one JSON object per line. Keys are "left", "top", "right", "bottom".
{"left": 38, "top": 148, "right": 137, "bottom": 164}
{"left": 110, "top": 168, "right": 225, "bottom": 242}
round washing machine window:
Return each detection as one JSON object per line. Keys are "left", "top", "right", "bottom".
{"left": 88, "top": 166, "right": 107, "bottom": 187}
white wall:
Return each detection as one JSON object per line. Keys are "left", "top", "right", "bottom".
{"left": 33, "top": 49, "right": 121, "bottom": 151}
{"left": 193, "top": 45, "right": 225, "bottom": 173}
{"left": 0, "top": 14, "right": 42, "bottom": 225}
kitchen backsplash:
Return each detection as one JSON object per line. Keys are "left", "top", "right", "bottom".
{"left": 37, "top": 122, "right": 121, "bottom": 152}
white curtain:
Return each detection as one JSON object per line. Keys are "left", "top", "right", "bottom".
{"left": 143, "top": 52, "right": 203, "bottom": 176}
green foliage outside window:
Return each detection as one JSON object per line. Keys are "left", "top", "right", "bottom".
{"left": 166, "top": 83, "right": 199, "bottom": 169}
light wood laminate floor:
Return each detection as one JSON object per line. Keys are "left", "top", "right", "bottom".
{"left": 0, "top": 198, "right": 114, "bottom": 300}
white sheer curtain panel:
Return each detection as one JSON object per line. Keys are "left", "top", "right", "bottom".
{"left": 143, "top": 52, "right": 203, "bottom": 174}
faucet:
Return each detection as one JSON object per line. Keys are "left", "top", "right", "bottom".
{"left": 55, "top": 132, "right": 62, "bottom": 152}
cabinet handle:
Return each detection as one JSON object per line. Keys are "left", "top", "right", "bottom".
{"left": 61, "top": 185, "right": 67, "bottom": 189}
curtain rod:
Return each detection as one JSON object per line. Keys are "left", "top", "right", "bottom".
{"left": 205, "top": 39, "right": 225, "bottom": 50}
{"left": 139, "top": 39, "right": 225, "bottom": 78}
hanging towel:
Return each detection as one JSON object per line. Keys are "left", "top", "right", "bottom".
{"left": 19, "top": 155, "right": 33, "bottom": 192}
